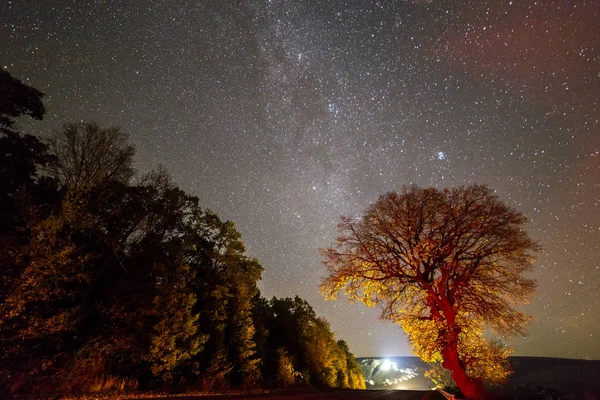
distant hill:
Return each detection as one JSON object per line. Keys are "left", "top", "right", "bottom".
{"left": 492, "top": 357, "right": 600, "bottom": 399}
{"left": 357, "top": 356, "right": 600, "bottom": 399}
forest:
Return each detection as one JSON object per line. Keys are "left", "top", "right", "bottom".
{"left": 0, "top": 68, "right": 365, "bottom": 398}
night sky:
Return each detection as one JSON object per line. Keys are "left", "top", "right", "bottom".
{"left": 2, "top": 0, "right": 599, "bottom": 359}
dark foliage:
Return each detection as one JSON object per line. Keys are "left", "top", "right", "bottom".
{"left": 0, "top": 71, "right": 364, "bottom": 398}
{"left": 0, "top": 67, "right": 45, "bottom": 134}
{"left": 0, "top": 70, "right": 58, "bottom": 305}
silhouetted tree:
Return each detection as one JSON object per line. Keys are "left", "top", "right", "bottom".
{"left": 0, "top": 70, "right": 57, "bottom": 302}
{"left": 0, "top": 114, "right": 363, "bottom": 397}
{"left": 46, "top": 122, "right": 135, "bottom": 193}
{"left": 0, "top": 68, "right": 45, "bottom": 134}
{"left": 321, "top": 185, "right": 539, "bottom": 400}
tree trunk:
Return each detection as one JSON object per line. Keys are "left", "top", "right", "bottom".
{"left": 435, "top": 291, "right": 487, "bottom": 399}
{"left": 442, "top": 341, "right": 487, "bottom": 400}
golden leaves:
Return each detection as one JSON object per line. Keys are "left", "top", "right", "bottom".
{"left": 320, "top": 185, "right": 540, "bottom": 388}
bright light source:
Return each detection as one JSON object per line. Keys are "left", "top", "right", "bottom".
{"left": 381, "top": 359, "right": 398, "bottom": 371}
{"left": 381, "top": 359, "right": 392, "bottom": 371}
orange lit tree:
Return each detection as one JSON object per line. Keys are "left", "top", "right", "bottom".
{"left": 320, "top": 185, "right": 539, "bottom": 400}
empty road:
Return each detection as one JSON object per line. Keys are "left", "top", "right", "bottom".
{"left": 155, "top": 389, "right": 448, "bottom": 400}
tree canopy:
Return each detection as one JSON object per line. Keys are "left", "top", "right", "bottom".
{"left": 321, "top": 185, "right": 539, "bottom": 400}
{"left": 0, "top": 67, "right": 45, "bottom": 134}
{"left": 46, "top": 122, "right": 136, "bottom": 193}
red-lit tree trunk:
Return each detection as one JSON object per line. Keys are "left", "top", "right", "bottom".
{"left": 442, "top": 339, "right": 487, "bottom": 400}
{"left": 437, "top": 294, "right": 487, "bottom": 400}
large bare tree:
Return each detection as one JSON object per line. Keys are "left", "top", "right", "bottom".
{"left": 46, "top": 122, "right": 135, "bottom": 193}
{"left": 320, "top": 185, "right": 539, "bottom": 399}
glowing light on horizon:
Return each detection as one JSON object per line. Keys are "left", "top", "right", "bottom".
{"left": 381, "top": 359, "right": 399, "bottom": 371}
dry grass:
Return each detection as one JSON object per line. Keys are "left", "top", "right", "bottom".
{"left": 88, "top": 375, "right": 139, "bottom": 393}
{"left": 59, "top": 387, "right": 283, "bottom": 400}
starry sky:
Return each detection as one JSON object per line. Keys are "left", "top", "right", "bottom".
{"left": 2, "top": 0, "right": 599, "bottom": 359}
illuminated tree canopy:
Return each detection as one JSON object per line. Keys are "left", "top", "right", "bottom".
{"left": 321, "top": 185, "right": 539, "bottom": 400}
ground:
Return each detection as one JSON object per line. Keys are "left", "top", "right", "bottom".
{"left": 151, "top": 390, "right": 447, "bottom": 400}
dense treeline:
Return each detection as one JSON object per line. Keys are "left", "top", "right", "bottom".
{"left": 0, "top": 69, "right": 365, "bottom": 398}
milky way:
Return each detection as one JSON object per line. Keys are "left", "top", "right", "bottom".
{"left": 2, "top": 0, "right": 599, "bottom": 359}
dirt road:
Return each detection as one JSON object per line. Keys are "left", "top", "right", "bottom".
{"left": 154, "top": 389, "right": 448, "bottom": 400}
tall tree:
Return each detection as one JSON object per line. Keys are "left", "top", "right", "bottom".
{"left": 0, "top": 70, "right": 57, "bottom": 303}
{"left": 46, "top": 122, "right": 135, "bottom": 193}
{"left": 188, "top": 211, "right": 263, "bottom": 388}
{"left": 320, "top": 185, "right": 539, "bottom": 400}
